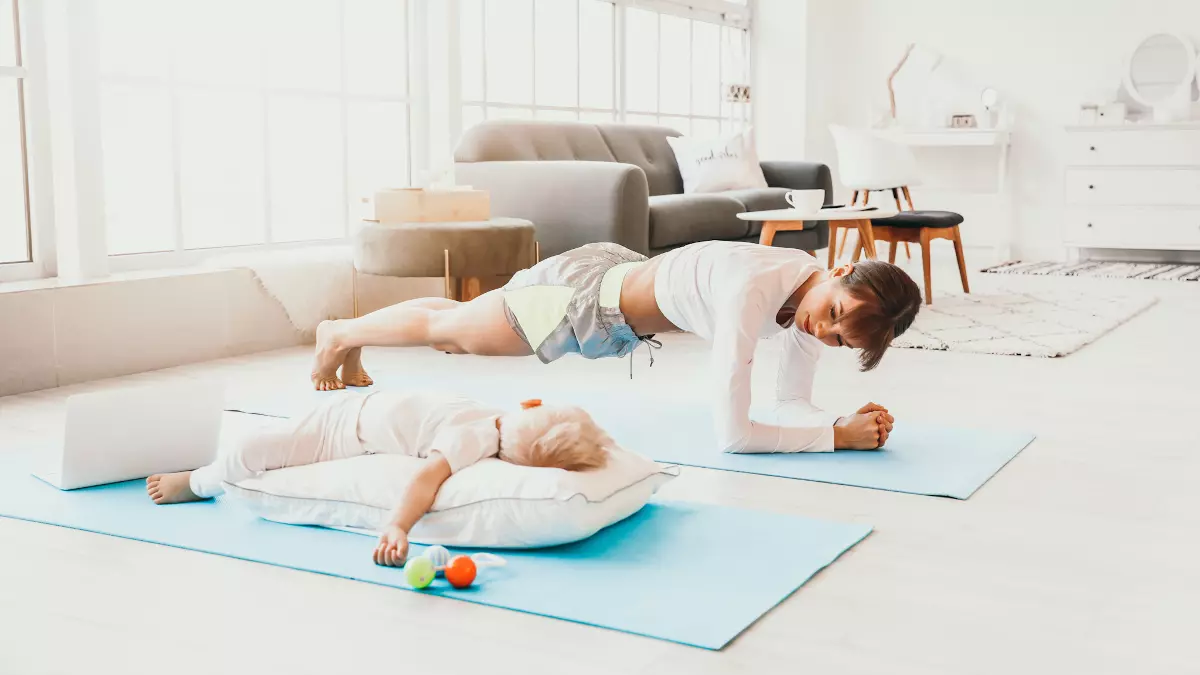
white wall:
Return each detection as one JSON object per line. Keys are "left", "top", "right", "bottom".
{"left": 759, "top": 0, "right": 1200, "bottom": 260}
{"left": 0, "top": 269, "right": 443, "bottom": 398}
{"left": 752, "top": 0, "right": 809, "bottom": 161}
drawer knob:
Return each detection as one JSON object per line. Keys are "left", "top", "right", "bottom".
{"left": 1088, "top": 184, "right": 1095, "bottom": 189}
{"left": 1089, "top": 145, "right": 1096, "bottom": 151}
{"left": 1087, "top": 223, "right": 1093, "bottom": 228}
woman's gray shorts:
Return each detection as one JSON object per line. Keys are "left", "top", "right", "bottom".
{"left": 502, "top": 242, "right": 649, "bottom": 364}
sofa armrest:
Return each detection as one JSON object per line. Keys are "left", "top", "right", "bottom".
{"left": 760, "top": 161, "right": 834, "bottom": 205}
{"left": 454, "top": 161, "right": 650, "bottom": 256}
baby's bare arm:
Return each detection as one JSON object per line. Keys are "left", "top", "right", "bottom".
{"left": 373, "top": 453, "right": 453, "bottom": 567}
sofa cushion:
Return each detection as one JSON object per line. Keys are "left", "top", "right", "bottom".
{"left": 648, "top": 194, "right": 748, "bottom": 249}
{"left": 667, "top": 129, "right": 768, "bottom": 194}
{"left": 884, "top": 210, "right": 965, "bottom": 228}
{"left": 720, "top": 187, "right": 792, "bottom": 236}
{"left": 721, "top": 187, "right": 791, "bottom": 212}
{"left": 455, "top": 121, "right": 617, "bottom": 163}
{"left": 597, "top": 124, "right": 685, "bottom": 197}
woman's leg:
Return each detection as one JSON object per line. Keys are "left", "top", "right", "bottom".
{"left": 311, "top": 289, "right": 531, "bottom": 390}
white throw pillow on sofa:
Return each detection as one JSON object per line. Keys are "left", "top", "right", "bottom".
{"left": 222, "top": 446, "right": 677, "bottom": 549}
{"left": 666, "top": 128, "right": 768, "bottom": 194}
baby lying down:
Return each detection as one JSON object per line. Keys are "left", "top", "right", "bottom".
{"left": 147, "top": 390, "right": 609, "bottom": 566}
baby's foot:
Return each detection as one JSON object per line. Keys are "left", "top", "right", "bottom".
{"left": 311, "top": 320, "right": 347, "bottom": 391}
{"left": 340, "top": 347, "right": 374, "bottom": 387}
{"left": 147, "top": 472, "right": 203, "bottom": 505}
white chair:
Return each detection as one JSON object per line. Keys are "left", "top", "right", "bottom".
{"left": 828, "top": 125, "right": 969, "bottom": 304}
{"left": 828, "top": 124, "right": 920, "bottom": 261}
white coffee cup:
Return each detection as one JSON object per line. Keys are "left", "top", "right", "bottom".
{"left": 785, "top": 189, "right": 825, "bottom": 213}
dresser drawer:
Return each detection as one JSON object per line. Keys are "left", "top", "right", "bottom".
{"left": 1066, "top": 130, "right": 1200, "bottom": 166}
{"left": 1066, "top": 209, "right": 1200, "bottom": 250}
{"left": 1065, "top": 168, "right": 1200, "bottom": 207}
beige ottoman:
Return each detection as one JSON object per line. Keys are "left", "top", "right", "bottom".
{"left": 353, "top": 218, "right": 537, "bottom": 314}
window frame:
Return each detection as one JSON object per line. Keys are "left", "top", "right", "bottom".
{"left": 3, "top": 0, "right": 754, "bottom": 284}
{"left": 0, "top": 0, "right": 47, "bottom": 282}
{"left": 70, "top": 0, "right": 418, "bottom": 275}
{"left": 457, "top": 0, "right": 752, "bottom": 141}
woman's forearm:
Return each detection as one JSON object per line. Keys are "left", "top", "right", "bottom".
{"left": 386, "top": 453, "right": 452, "bottom": 533}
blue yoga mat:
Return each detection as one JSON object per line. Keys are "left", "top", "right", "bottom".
{"left": 227, "top": 385, "right": 1034, "bottom": 500}
{"left": 0, "top": 454, "right": 870, "bottom": 650}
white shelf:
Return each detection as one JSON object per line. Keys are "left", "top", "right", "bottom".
{"left": 874, "top": 128, "right": 1012, "bottom": 147}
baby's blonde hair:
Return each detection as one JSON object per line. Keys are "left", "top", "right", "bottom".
{"left": 498, "top": 405, "right": 609, "bottom": 471}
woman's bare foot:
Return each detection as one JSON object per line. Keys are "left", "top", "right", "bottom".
{"left": 340, "top": 347, "right": 374, "bottom": 387}
{"left": 311, "top": 320, "right": 348, "bottom": 391}
{"left": 147, "top": 472, "right": 203, "bottom": 505}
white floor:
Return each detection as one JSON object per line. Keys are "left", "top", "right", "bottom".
{"left": 1, "top": 260, "right": 1197, "bottom": 675}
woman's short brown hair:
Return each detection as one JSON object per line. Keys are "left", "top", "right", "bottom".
{"left": 836, "top": 261, "right": 922, "bottom": 371}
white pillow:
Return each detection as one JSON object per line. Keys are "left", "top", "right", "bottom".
{"left": 221, "top": 446, "right": 677, "bottom": 549}
{"left": 666, "top": 128, "right": 768, "bottom": 194}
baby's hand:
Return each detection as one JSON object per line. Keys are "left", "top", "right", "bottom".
{"left": 374, "top": 525, "right": 409, "bottom": 567}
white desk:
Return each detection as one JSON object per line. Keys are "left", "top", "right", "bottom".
{"left": 873, "top": 127, "right": 1013, "bottom": 260}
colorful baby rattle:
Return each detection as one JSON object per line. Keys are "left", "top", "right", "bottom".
{"left": 404, "top": 546, "right": 507, "bottom": 590}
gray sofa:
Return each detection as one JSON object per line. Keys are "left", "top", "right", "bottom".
{"left": 454, "top": 121, "right": 832, "bottom": 257}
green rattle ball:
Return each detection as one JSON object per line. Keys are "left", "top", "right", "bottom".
{"left": 404, "top": 556, "right": 436, "bottom": 589}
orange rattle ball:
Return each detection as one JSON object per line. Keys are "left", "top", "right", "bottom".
{"left": 444, "top": 554, "right": 478, "bottom": 589}
{"left": 520, "top": 399, "right": 543, "bottom": 410}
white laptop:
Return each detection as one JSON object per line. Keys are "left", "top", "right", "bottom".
{"left": 33, "top": 382, "right": 224, "bottom": 490}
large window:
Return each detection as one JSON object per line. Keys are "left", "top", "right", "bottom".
{"left": 460, "top": 0, "right": 750, "bottom": 137}
{"left": 95, "top": 0, "right": 411, "bottom": 259}
{"left": 3, "top": 0, "right": 752, "bottom": 282}
{"left": 0, "top": 0, "right": 30, "bottom": 266}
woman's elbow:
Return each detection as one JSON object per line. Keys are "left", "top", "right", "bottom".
{"left": 717, "top": 428, "right": 753, "bottom": 454}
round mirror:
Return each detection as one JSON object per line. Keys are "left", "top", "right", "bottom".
{"left": 1125, "top": 33, "right": 1196, "bottom": 106}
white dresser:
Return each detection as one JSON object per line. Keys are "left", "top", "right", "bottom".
{"left": 1064, "top": 123, "right": 1200, "bottom": 257}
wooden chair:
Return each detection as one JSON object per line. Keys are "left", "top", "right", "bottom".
{"left": 838, "top": 186, "right": 914, "bottom": 259}
{"left": 828, "top": 125, "right": 919, "bottom": 263}
{"left": 852, "top": 209, "right": 970, "bottom": 305}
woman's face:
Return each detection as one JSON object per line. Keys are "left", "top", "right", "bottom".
{"left": 795, "top": 266, "right": 866, "bottom": 348}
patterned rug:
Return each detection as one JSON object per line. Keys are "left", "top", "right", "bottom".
{"left": 982, "top": 260, "right": 1200, "bottom": 281}
{"left": 893, "top": 290, "right": 1157, "bottom": 357}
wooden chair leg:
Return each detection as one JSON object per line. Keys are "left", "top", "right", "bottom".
{"left": 857, "top": 220, "right": 878, "bottom": 259}
{"left": 892, "top": 188, "right": 903, "bottom": 211}
{"left": 837, "top": 228, "right": 853, "bottom": 259}
{"left": 827, "top": 226, "right": 838, "bottom": 268}
{"left": 919, "top": 228, "right": 933, "bottom": 304}
{"left": 758, "top": 222, "right": 779, "bottom": 247}
{"left": 900, "top": 186, "right": 913, "bottom": 259}
{"left": 850, "top": 190, "right": 859, "bottom": 207}
{"left": 443, "top": 249, "right": 453, "bottom": 300}
{"left": 952, "top": 225, "right": 970, "bottom": 293}
{"left": 852, "top": 239, "right": 864, "bottom": 263}
{"left": 862, "top": 190, "right": 870, "bottom": 205}
{"left": 888, "top": 240, "right": 898, "bottom": 264}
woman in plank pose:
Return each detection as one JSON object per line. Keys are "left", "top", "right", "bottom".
{"left": 313, "top": 241, "right": 921, "bottom": 453}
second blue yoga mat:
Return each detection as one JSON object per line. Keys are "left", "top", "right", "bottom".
{"left": 227, "top": 385, "right": 1034, "bottom": 500}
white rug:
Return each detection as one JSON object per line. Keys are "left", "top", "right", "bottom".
{"left": 982, "top": 260, "right": 1200, "bottom": 281}
{"left": 893, "top": 290, "right": 1157, "bottom": 357}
